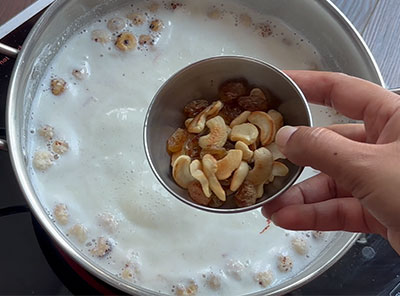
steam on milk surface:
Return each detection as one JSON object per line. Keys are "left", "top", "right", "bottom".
{"left": 28, "top": 0, "right": 344, "bottom": 294}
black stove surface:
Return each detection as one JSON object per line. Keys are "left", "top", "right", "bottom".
{"left": 1, "top": 7, "right": 400, "bottom": 296}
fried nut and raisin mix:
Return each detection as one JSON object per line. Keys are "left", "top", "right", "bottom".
{"left": 167, "top": 79, "right": 290, "bottom": 208}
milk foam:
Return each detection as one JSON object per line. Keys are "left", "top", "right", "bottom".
{"left": 27, "top": 1, "right": 347, "bottom": 294}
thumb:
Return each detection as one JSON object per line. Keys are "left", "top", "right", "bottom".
{"left": 276, "top": 126, "right": 375, "bottom": 189}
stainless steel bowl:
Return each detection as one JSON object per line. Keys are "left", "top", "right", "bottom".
{"left": 144, "top": 56, "right": 312, "bottom": 213}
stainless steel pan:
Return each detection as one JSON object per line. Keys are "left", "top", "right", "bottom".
{"left": 0, "top": 0, "right": 388, "bottom": 294}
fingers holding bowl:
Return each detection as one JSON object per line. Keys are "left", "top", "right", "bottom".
{"left": 284, "top": 71, "right": 400, "bottom": 143}
{"left": 284, "top": 70, "right": 397, "bottom": 120}
{"left": 262, "top": 173, "right": 349, "bottom": 219}
{"left": 325, "top": 123, "right": 366, "bottom": 142}
{"left": 274, "top": 125, "right": 378, "bottom": 190}
{"left": 263, "top": 195, "right": 387, "bottom": 237}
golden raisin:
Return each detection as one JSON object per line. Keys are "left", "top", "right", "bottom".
{"left": 200, "top": 147, "right": 227, "bottom": 160}
{"left": 218, "top": 80, "right": 248, "bottom": 103}
{"left": 188, "top": 181, "right": 211, "bottom": 206}
{"left": 235, "top": 180, "right": 258, "bottom": 207}
{"left": 51, "top": 78, "right": 66, "bottom": 96}
{"left": 183, "top": 99, "right": 209, "bottom": 118}
{"left": 115, "top": 32, "right": 137, "bottom": 51}
{"left": 149, "top": 19, "right": 163, "bottom": 32}
{"left": 184, "top": 134, "right": 201, "bottom": 159}
{"left": 167, "top": 128, "right": 188, "bottom": 153}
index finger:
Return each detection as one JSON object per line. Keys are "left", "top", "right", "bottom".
{"left": 285, "top": 70, "right": 399, "bottom": 121}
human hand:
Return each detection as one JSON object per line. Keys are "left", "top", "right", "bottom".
{"left": 262, "top": 71, "right": 400, "bottom": 255}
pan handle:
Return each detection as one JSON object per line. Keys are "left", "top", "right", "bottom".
{"left": 0, "top": 139, "right": 7, "bottom": 152}
{"left": 0, "top": 42, "right": 17, "bottom": 152}
{"left": 0, "top": 43, "right": 19, "bottom": 58}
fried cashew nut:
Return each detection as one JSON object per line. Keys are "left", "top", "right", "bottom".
{"left": 172, "top": 155, "right": 195, "bottom": 189}
{"left": 235, "top": 141, "right": 254, "bottom": 162}
{"left": 255, "top": 183, "right": 264, "bottom": 198}
{"left": 190, "top": 159, "right": 211, "bottom": 197}
{"left": 199, "top": 116, "right": 228, "bottom": 149}
{"left": 268, "top": 109, "right": 284, "bottom": 140}
{"left": 230, "top": 111, "right": 251, "bottom": 128}
{"left": 202, "top": 154, "right": 226, "bottom": 201}
{"left": 246, "top": 147, "right": 273, "bottom": 185}
{"left": 230, "top": 161, "right": 249, "bottom": 191}
{"left": 266, "top": 142, "right": 286, "bottom": 160}
{"left": 248, "top": 111, "right": 275, "bottom": 146}
{"left": 272, "top": 161, "right": 289, "bottom": 177}
{"left": 187, "top": 101, "right": 223, "bottom": 134}
{"left": 216, "top": 149, "right": 243, "bottom": 180}
{"left": 230, "top": 123, "right": 259, "bottom": 145}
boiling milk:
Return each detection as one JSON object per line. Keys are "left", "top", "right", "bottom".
{"left": 28, "top": 1, "right": 342, "bottom": 294}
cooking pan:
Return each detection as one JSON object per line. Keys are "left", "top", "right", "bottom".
{"left": 0, "top": 0, "right": 391, "bottom": 294}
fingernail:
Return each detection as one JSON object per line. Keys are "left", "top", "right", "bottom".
{"left": 276, "top": 126, "right": 298, "bottom": 147}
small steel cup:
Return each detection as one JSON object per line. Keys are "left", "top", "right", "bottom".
{"left": 144, "top": 56, "right": 312, "bottom": 213}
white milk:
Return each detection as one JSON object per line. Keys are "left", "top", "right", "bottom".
{"left": 27, "top": 1, "right": 345, "bottom": 295}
